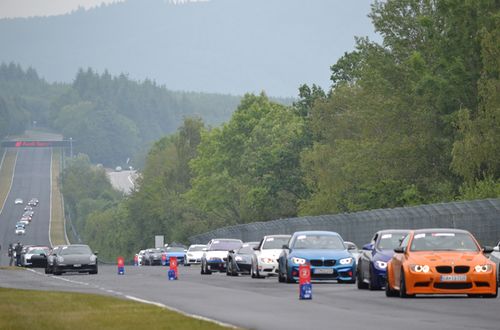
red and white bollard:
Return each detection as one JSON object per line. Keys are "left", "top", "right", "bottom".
{"left": 168, "top": 257, "right": 178, "bottom": 280}
{"left": 299, "top": 264, "right": 312, "bottom": 299}
{"left": 117, "top": 256, "right": 125, "bottom": 275}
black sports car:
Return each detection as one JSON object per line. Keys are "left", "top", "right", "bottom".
{"left": 226, "top": 242, "right": 259, "bottom": 276}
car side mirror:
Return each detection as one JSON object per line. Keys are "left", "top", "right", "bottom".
{"left": 229, "top": 250, "right": 234, "bottom": 254}
{"left": 253, "top": 246, "right": 260, "bottom": 250}
{"left": 362, "top": 243, "right": 373, "bottom": 251}
{"left": 394, "top": 247, "right": 405, "bottom": 253}
{"left": 482, "top": 246, "right": 494, "bottom": 254}
{"left": 282, "top": 245, "right": 289, "bottom": 250}
{"left": 493, "top": 246, "right": 500, "bottom": 252}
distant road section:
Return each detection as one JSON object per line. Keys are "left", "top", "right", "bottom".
{"left": 107, "top": 170, "right": 137, "bottom": 194}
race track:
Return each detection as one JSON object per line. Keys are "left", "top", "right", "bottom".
{"left": 0, "top": 146, "right": 498, "bottom": 330}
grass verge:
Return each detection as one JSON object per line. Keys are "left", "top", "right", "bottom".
{"left": 50, "top": 149, "right": 67, "bottom": 245}
{"left": 0, "top": 149, "right": 17, "bottom": 212}
{"left": 0, "top": 287, "right": 232, "bottom": 330}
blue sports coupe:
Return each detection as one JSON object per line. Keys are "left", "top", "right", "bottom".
{"left": 356, "top": 229, "right": 409, "bottom": 290}
{"left": 162, "top": 246, "right": 186, "bottom": 266}
{"left": 278, "top": 231, "right": 356, "bottom": 283}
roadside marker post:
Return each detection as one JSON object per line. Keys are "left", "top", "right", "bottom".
{"left": 299, "top": 264, "right": 312, "bottom": 300}
{"left": 168, "top": 257, "right": 178, "bottom": 280}
{"left": 117, "top": 257, "right": 125, "bottom": 275}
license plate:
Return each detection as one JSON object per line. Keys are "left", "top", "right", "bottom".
{"left": 73, "top": 264, "right": 81, "bottom": 267}
{"left": 313, "top": 268, "right": 334, "bottom": 274}
{"left": 440, "top": 275, "right": 466, "bottom": 282}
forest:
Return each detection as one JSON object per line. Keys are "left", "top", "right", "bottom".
{"left": 3, "top": 0, "right": 500, "bottom": 261}
{"left": 0, "top": 64, "right": 242, "bottom": 166}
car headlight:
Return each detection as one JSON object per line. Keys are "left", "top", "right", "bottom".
{"left": 260, "top": 257, "right": 274, "bottom": 263}
{"left": 291, "top": 257, "right": 306, "bottom": 265}
{"left": 57, "top": 256, "right": 64, "bottom": 263}
{"left": 474, "top": 264, "right": 492, "bottom": 273}
{"left": 187, "top": 253, "right": 193, "bottom": 257}
{"left": 375, "top": 260, "right": 387, "bottom": 269}
{"left": 89, "top": 255, "right": 97, "bottom": 265}
{"left": 339, "top": 257, "right": 353, "bottom": 265}
{"left": 410, "top": 264, "right": 430, "bottom": 273}
{"left": 235, "top": 256, "right": 243, "bottom": 262}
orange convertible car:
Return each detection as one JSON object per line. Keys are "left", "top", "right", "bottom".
{"left": 386, "top": 228, "right": 497, "bottom": 298}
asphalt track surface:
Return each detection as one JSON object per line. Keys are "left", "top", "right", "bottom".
{"left": 0, "top": 148, "right": 52, "bottom": 265}
{"left": 1, "top": 147, "right": 499, "bottom": 330}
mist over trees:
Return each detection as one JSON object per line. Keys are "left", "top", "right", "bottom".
{"left": 0, "top": 64, "right": 242, "bottom": 166}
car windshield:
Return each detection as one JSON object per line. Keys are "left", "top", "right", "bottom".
{"left": 188, "top": 246, "right": 205, "bottom": 252}
{"left": 209, "top": 240, "right": 242, "bottom": 251}
{"left": 238, "top": 243, "right": 257, "bottom": 254}
{"left": 292, "top": 234, "right": 345, "bottom": 250}
{"left": 167, "top": 247, "right": 185, "bottom": 253}
{"left": 377, "top": 233, "right": 408, "bottom": 250}
{"left": 410, "top": 232, "right": 479, "bottom": 252}
{"left": 262, "top": 237, "right": 290, "bottom": 249}
{"left": 29, "top": 248, "right": 48, "bottom": 255}
{"left": 150, "top": 248, "right": 165, "bottom": 253}
{"left": 60, "top": 245, "right": 92, "bottom": 255}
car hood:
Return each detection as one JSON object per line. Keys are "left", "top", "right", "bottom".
{"left": 290, "top": 249, "right": 351, "bottom": 260}
{"left": 165, "top": 252, "right": 184, "bottom": 257}
{"left": 187, "top": 251, "right": 204, "bottom": 257}
{"left": 204, "top": 251, "right": 228, "bottom": 259}
{"left": 408, "top": 251, "right": 489, "bottom": 264}
{"left": 259, "top": 249, "right": 283, "bottom": 259}
{"left": 373, "top": 249, "right": 394, "bottom": 262}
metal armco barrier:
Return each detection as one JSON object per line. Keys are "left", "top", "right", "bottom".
{"left": 188, "top": 199, "right": 500, "bottom": 247}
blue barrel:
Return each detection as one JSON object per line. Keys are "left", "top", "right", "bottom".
{"left": 299, "top": 283, "right": 312, "bottom": 300}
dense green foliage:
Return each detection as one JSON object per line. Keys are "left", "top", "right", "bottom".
{"left": 58, "top": 0, "right": 500, "bottom": 260}
{"left": 0, "top": 64, "right": 241, "bottom": 166}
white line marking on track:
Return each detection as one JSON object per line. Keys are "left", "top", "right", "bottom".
{"left": 26, "top": 269, "right": 238, "bottom": 329}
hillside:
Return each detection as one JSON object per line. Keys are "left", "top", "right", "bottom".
{"left": 0, "top": 0, "right": 377, "bottom": 97}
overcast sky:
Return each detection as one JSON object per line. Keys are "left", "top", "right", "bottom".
{"left": 0, "top": 0, "right": 125, "bottom": 18}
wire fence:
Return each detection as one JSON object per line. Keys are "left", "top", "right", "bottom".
{"left": 188, "top": 198, "right": 500, "bottom": 247}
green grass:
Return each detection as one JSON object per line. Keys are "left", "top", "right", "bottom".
{"left": 50, "top": 149, "right": 66, "bottom": 245}
{"left": 0, "top": 149, "right": 17, "bottom": 211}
{"left": 0, "top": 287, "right": 233, "bottom": 330}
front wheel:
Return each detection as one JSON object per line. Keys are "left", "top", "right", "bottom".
{"left": 357, "top": 265, "right": 368, "bottom": 289}
{"left": 399, "top": 269, "right": 415, "bottom": 298}
{"left": 284, "top": 263, "right": 295, "bottom": 283}
{"left": 385, "top": 274, "right": 398, "bottom": 297}
{"left": 368, "top": 267, "right": 380, "bottom": 290}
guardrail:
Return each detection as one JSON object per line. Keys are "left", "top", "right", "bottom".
{"left": 188, "top": 199, "right": 500, "bottom": 246}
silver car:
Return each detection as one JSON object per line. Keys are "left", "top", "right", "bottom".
{"left": 51, "top": 244, "right": 98, "bottom": 275}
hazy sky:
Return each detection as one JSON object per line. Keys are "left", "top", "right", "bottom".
{"left": 0, "top": 0, "right": 125, "bottom": 18}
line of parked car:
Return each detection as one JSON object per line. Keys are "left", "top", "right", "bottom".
{"left": 187, "top": 228, "right": 498, "bottom": 298}
{"left": 14, "top": 197, "right": 38, "bottom": 235}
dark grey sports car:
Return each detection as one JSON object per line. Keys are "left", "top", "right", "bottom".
{"left": 226, "top": 242, "right": 259, "bottom": 276}
{"left": 51, "top": 244, "right": 98, "bottom": 275}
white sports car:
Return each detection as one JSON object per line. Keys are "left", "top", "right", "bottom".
{"left": 251, "top": 234, "right": 291, "bottom": 278}
{"left": 184, "top": 244, "right": 206, "bottom": 266}
{"left": 201, "top": 239, "right": 242, "bottom": 274}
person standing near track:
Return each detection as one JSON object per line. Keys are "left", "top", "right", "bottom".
{"left": 8, "top": 243, "right": 14, "bottom": 266}
{"left": 14, "top": 242, "right": 23, "bottom": 266}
